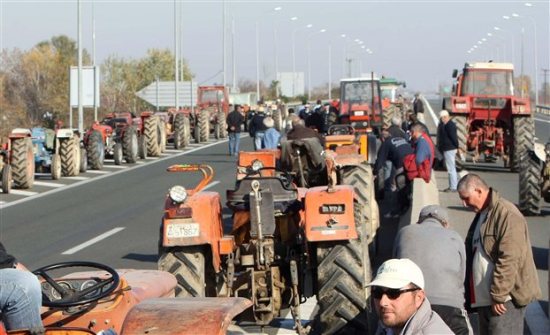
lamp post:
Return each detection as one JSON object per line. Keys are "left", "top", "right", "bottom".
{"left": 307, "top": 28, "right": 326, "bottom": 100}
{"left": 255, "top": 21, "right": 260, "bottom": 100}
{"left": 493, "top": 26, "right": 515, "bottom": 65}
{"left": 291, "top": 22, "right": 312, "bottom": 97}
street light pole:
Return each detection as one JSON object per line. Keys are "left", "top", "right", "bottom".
{"left": 256, "top": 21, "right": 260, "bottom": 101}
{"left": 174, "top": 0, "right": 179, "bottom": 110}
{"left": 307, "top": 29, "right": 326, "bottom": 99}
{"left": 222, "top": 0, "right": 226, "bottom": 87}
{"left": 92, "top": 0, "right": 97, "bottom": 122}
{"left": 292, "top": 23, "right": 312, "bottom": 97}
{"left": 77, "top": 0, "right": 83, "bottom": 133}
{"left": 328, "top": 42, "right": 332, "bottom": 100}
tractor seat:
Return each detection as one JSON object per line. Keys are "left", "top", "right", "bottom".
{"left": 226, "top": 177, "right": 299, "bottom": 212}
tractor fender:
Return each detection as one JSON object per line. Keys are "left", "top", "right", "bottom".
{"left": 304, "top": 185, "right": 357, "bottom": 242}
{"left": 56, "top": 128, "right": 76, "bottom": 139}
{"left": 120, "top": 298, "right": 252, "bottom": 335}
{"left": 9, "top": 128, "right": 31, "bottom": 138}
{"left": 161, "top": 191, "right": 226, "bottom": 271}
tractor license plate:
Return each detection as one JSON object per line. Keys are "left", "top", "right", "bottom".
{"left": 167, "top": 223, "right": 200, "bottom": 238}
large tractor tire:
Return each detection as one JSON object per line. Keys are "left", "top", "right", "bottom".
{"left": 382, "top": 106, "right": 395, "bottom": 129}
{"left": 453, "top": 115, "right": 468, "bottom": 170}
{"left": 51, "top": 153, "right": 61, "bottom": 180}
{"left": 144, "top": 116, "right": 162, "bottom": 157}
{"left": 2, "top": 164, "right": 12, "bottom": 193}
{"left": 198, "top": 110, "right": 210, "bottom": 143}
{"left": 173, "top": 113, "right": 186, "bottom": 149}
{"left": 60, "top": 136, "right": 79, "bottom": 177}
{"left": 79, "top": 148, "right": 87, "bottom": 173}
{"left": 11, "top": 137, "right": 35, "bottom": 189}
{"left": 158, "top": 246, "right": 213, "bottom": 297}
{"left": 113, "top": 143, "right": 123, "bottom": 165}
{"left": 87, "top": 130, "right": 104, "bottom": 170}
{"left": 183, "top": 115, "right": 191, "bottom": 147}
{"left": 273, "top": 109, "right": 283, "bottom": 132}
{"left": 342, "top": 162, "right": 378, "bottom": 245}
{"left": 315, "top": 236, "right": 371, "bottom": 334}
{"left": 123, "top": 126, "right": 139, "bottom": 164}
{"left": 159, "top": 120, "right": 167, "bottom": 153}
{"left": 214, "top": 123, "right": 221, "bottom": 140}
{"left": 511, "top": 116, "right": 535, "bottom": 172}
{"left": 218, "top": 112, "right": 228, "bottom": 139}
{"left": 519, "top": 151, "right": 542, "bottom": 216}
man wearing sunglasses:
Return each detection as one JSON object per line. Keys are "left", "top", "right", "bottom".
{"left": 368, "top": 258, "right": 453, "bottom": 335}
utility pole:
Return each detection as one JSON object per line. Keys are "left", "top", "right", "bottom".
{"left": 542, "top": 68, "right": 549, "bottom": 105}
{"left": 77, "top": 0, "right": 83, "bottom": 133}
{"left": 222, "top": 0, "right": 226, "bottom": 87}
{"left": 174, "top": 0, "right": 179, "bottom": 110}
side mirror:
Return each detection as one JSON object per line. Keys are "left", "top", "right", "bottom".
{"left": 452, "top": 69, "right": 458, "bottom": 78}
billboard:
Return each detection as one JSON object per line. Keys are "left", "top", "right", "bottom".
{"left": 277, "top": 72, "right": 304, "bottom": 97}
{"left": 70, "top": 66, "right": 100, "bottom": 107}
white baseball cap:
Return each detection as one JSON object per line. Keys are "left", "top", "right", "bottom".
{"left": 367, "top": 258, "right": 424, "bottom": 289}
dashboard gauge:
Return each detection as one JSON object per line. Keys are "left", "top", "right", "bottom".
{"left": 51, "top": 281, "right": 71, "bottom": 300}
{"left": 80, "top": 280, "right": 99, "bottom": 297}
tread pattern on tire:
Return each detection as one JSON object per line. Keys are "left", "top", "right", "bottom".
{"left": 198, "top": 110, "right": 210, "bottom": 143}
{"left": 173, "top": 113, "right": 186, "bottom": 149}
{"left": 11, "top": 138, "right": 34, "bottom": 189}
{"left": 87, "top": 130, "right": 104, "bottom": 170}
{"left": 218, "top": 112, "right": 228, "bottom": 139}
{"left": 158, "top": 247, "right": 206, "bottom": 297}
{"left": 123, "top": 126, "right": 138, "bottom": 163}
{"left": 512, "top": 116, "right": 535, "bottom": 172}
{"left": 519, "top": 152, "right": 542, "bottom": 216}
{"left": 145, "top": 116, "right": 161, "bottom": 157}
{"left": 60, "top": 137, "right": 78, "bottom": 177}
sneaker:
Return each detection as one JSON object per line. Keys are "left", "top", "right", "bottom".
{"left": 442, "top": 188, "right": 457, "bottom": 193}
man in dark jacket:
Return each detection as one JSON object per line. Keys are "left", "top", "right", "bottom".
{"left": 437, "top": 110, "right": 459, "bottom": 192}
{"left": 413, "top": 92, "right": 425, "bottom": 122}
{"left": 286, "top": 114, "right": 325, "bottom": 146}
{"left": 226, "top": 105, "right": 245, "bottom": 156}
{"left": 249, "top": 106, "right": 268, "bottom": 150}
{"left": 1, "top": 242, "right": 44, "bottom": 332}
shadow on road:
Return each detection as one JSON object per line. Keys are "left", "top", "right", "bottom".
{"left": 122, "top": 253, "right": 158, "bottom": 263}
{"left": 532, "top": 246, "right": 549, "bottom": 271}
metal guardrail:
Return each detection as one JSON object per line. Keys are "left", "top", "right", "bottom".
{"left": 536, "top": 105, "right": 550, "bottom": 115}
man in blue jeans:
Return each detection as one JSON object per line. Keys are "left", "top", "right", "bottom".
{"left": 436, "top": 110, "right": 458, "bottom": 192}
{"left": 1, "top": 242, "right": 44, "bottom": 333}
{"left": 226, "top": 105, "right": 245, "bottom": 156}
{"left": 249, "top": 106, "right": 267, "bottom": 150}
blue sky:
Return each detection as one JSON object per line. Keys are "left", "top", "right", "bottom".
{"left": 1, "top": 0, "right": 548, "bottom": 93}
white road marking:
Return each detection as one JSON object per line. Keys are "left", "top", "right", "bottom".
{"left": 525, "top": 301, "right": 550, "bottom": 334}
{"left": 163, "top": 149, "right": 180, "bottom": 153}
{"left": 85, "top": 170, "right": 110, "bottom": 174}
{"left": 8, "top": 189, "right": 39, "bottom": 196}
{"left": 423, "top": 97, "right": 439, "bottom": 127}
{"left": 145, "top": 157, "right": 160, "bottom": 160}
{"left": 102, "top": 165, "right": 128, "bottom": 169}
{"left": 1, "top": 139, "right": 230, "bottom": 209}
{"left": 63, "top": 176, "right": 90, "bottom": 180}
{"left": 61, "top": 227, "right": 126, "bottom": 255}
{"left": 33, "top": 181, "right": 65, "bottom": 188}
{"left": 160, "top": 153, "right": 171, "bottom": 157}
{"left": 534, "top": 116, "right": 550, "bottom": 124}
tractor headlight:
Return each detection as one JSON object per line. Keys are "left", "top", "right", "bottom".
{"left": 169, "top": 185, "right": 187, "bottom": 203}
{"left": 251, "top": 159, "right": 264, "bottom": 172}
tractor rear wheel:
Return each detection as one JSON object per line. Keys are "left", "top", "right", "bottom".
{"left": 158, "top": 246, "right": 214, "bottom": 297}
{"left": 51, "top": 153, "right": 61, "bottom": 180}
{"left": 173, "top": 113, "right": 186, "bottom": 149}
{"left": 511, "top": 116, "right": 535, "bottom": 172}
{"left": 453, "top": 115, "right": 467, "bottom": 170}
{"left": 198, "top": 110, "right": 210, "bottom": 143}
{"left": 138, "top": 135, "right": 147, "bottom": 159}
{"left": 79, "top": 148, "right": 87, "bottom": 173}
{"left": 342, "top": 162, "right": 378, "bottom": 246}
{"left": 519, "top": 151, "right": 542, "bottom": 216}
{"left": 60, "top": 136, "right": 79, "bottom": 177}
{"left": 315, "top": 236, "right": 371, "bottom": 334}
{"left": 11, "top": 137, "right": 35, "bottom": 189}
{"left": 145, "top": 116, "right": 161, "bottom": 157}
{"left": 1, "top": 164, "right": 11, "bottom": 194}
{"left": 218, "top": 112, "right": 228, "bottom": 139}
{"left": 113, "top": 143, "right": 123, "bottom": 165}
{"left": 183, "top": 115, "right": 191, "bottom": 147}
{"left": 123, "top": 126, "right": 139, "bottom": 164}
{"left": 87, "top": 130, "right": 104, "bottom": 170}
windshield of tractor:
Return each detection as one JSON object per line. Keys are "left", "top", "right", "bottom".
{"left": 341, "top": 81, "right": 380, "bottom": 104}
{"left": 200, "top": 90, "right": 224, "bottom": 104}
{"left": 461, "top": 70, "right": 513, "bottom": 96}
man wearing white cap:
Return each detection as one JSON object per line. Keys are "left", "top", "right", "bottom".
{"left": 368, "top": 258, "right": 453, "bottom": 335}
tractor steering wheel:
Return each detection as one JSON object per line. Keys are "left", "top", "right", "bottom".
{"left": 33, "top": 261, "right": 120, "bottom": 308}
{"left": 328, "top": 124, "right": 355, "bottom": 135}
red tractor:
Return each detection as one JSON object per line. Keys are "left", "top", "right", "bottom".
{"left": 449, "top": 62, "right": 533, "bottom": 170}
{"left": 84, "top": 112, "right": 146, "bottom": 169}
{"left": 141, "top": 109, "right": 191, "bottom": 154}
{"left": 339, "top": 76, "right": 385, "bottom": 135}
{"left": 193, "top": 86, "right": 230, "bottom": 143}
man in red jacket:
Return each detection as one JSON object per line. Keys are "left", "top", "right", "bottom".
{"left": 404, "top": 123, "right": 434, "bottom": 183}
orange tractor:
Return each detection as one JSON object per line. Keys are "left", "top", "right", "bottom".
{"left": 338, "top": 76, "right": 385, "bottom": 135}
{"left": 448, "top": 62, "right": 534, "bottom": 170}
{"left": 158, "top": 156, "right": 375, "bottom": 334}
{"left": 1, "top": 261, "right": 250, "bottom": 335}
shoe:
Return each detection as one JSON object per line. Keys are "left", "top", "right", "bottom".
{"left": 442, "top": 188, "right": 457, "bottom": 193}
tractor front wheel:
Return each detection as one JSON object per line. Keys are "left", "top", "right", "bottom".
{"left": 217, "top": 112, "right": 228, "bottom": 139}
{"left": 51, "top": 153, "right": 61, "bottom": 180}
{"left": 79, "top": 148, "right": 87, "bottom": 173}
{"left": 60, "top": 137, "right": 79, "bottom": 177}
{"left": 113, "top": 143, "right": 123, "bottom": 165}
{"left": 453, "top": 115, "right": 467, "bottom": 170}
{"left": 87, "top": 130, "right": 104, "bottom": 170}
{"left": 173, "top": 113, "right": 186, "bottom": 149}
{"left": 2, "top": 164, "right": 12, "bottom": 193}
{"left": 158, "top": 246, "right": 215, "bottom": 297}
{"left": 198, "top": 110, "right": 210, "bottom": 143}
{"left": 11, "top": 137, "right": 35, "bottom": 189}
{"left": 123, "top": 126, "right": 139, "bottom": 164}
{"left": 138, "top": 135, "right": 147, "bottom": 159}
{"left": 511, "top": 116, "right": 535, "bottom": 172}
{"left": 145, "top": 116, "right": 161, "bottom": 157}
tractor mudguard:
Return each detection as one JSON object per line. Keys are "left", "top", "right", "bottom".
{"left": 56, "top": 128, "right": 75, "bottom": 139}
{"left": 9, "top": 128, "right": 31, "bottom": 138}
{"left": 304, "top": 185, "right": 357, "bottom": 242}
{"left": 120, "top": 298, "right": 252, "bottom": 335}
